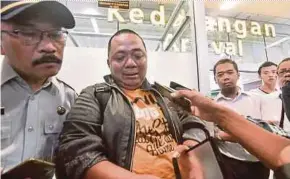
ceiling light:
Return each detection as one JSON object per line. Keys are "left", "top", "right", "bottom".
{"left": 90, "top": 18, "right": 100, "bottom": 33}
{"left": 220, "top": 1, "right": 240, "bottom": 11}
{"left": 83, "top": 8, "right": 99, "bottom": 15}
{"left": 266, "top": 36, "right": 290, "bottom": 48}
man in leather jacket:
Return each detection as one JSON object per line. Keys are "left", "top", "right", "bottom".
{"left": 55, "top": 29, "right": 206, "bottom": 179}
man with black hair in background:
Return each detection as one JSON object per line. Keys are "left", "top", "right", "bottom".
{"left": 251, "top": 61, "right": 278, "bottom": 95}
{"left": 213, "top": 59, "right": 269, "bottom": 179}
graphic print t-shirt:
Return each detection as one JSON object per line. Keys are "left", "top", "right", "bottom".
{"left": 124, "top": 89, "right": 177, "bottom": 179}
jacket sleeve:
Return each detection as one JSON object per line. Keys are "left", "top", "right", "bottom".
{"left": 179, "top": 111, "right": 209, "bottom": 143}
{"left": 55, "top": 86, "right": 108, "bottom": 179}
{"left": 166, "top": 99, "right": 209, "bottom": 143}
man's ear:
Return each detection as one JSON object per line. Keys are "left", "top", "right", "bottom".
{"left": 238, "top": 72, "right": 240, "bottom": 79}
{"left": 107, "top": 59, "right": 110, "bottom": 68}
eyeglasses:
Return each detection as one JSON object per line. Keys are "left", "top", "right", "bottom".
{"left": 1, "top": 29, "right": 68, "bottom": 46}
{"left": 278, "top": 69, "right": 290, "bottom": 76}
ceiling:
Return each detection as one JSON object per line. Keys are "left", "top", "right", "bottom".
{"left": 205, "top": 1, "right": 290, "bottom": 18}
{"left": 63, "top": 1, "right": 290, "bottom": 49}
{"left": 63, "top": 0, "right": 180, "bottom": 49}
{"left": 205, "top": 1, "right": 290, "bottom": 25}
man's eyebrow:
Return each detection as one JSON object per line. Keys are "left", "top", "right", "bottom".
{"left": 131, "top": 48, "right": 143, "bottom": 52}
{"left": 279, "top": 68, "right": 288, "bottom": 71}
{"left": 114, "top": 49, "right": 144, "bottom": 54}
{"left": 113, "top": 50, "right": 126, "bottom": 55}
{"left": 217, "top": 69, "right": 233, "bottom": 73}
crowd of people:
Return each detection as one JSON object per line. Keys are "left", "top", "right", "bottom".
{"left": 210, "top": 58, "right": 290, "bottom": 179}
{"left": 1, "top": 1, "right": 289, "bottom": 179}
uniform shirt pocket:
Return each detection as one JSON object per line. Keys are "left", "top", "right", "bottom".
{"left": 0, "top": 107, "right": 20, "bottom": 150}
{"left": 1, "top": 108, "right": 22, "bottom": 168}
{"left": 1, "top": 117, "right": 12, "bottom": 149}
{"left": 44, "top": 114, "right": 65, "bottom": 135}
{"left": 39, "top": 115, "right": 66, "bottom": 161}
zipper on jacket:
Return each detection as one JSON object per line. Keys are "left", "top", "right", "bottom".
{"left": 152, "top": 89, "right": 180, "bottom": 144}
{"left": 109, "top": 85, "right": 137, "bottom": 171}
{"left": 109, "top": 85, "right": 181, "bottom": 171}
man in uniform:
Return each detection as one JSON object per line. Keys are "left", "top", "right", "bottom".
{"left": 0, "top": 0, "right": 77, "bottom": 175}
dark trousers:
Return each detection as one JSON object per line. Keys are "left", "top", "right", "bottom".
{"left": 221, "top": 154, "right": 270, "bottom": 179}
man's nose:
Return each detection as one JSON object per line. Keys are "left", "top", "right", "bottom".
{"left": 223, "top": 74, "right": 230, "bottom": 80}
{"left": 37, "top": 35, "right": 57, "bottom": 54}
{"left": 125, "top": 56, "right": 137, "bottom": 67}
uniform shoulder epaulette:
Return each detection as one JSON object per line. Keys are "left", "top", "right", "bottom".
{"left": 55, "top": 78, "right": 76, "bottom": 92}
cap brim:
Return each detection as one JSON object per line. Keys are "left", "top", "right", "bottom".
{"left": 1, "top": 1, "right": 75, "bottom": 29}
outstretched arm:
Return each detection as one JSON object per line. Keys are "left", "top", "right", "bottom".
{"left": 172, "top": 90, "right": 290, "bottom": 170}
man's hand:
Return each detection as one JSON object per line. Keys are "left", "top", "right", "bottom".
{"left": 171, "top": 90, "right": 224, "bottom": 123}
{"left": 173, "top": 141, "right": 204, "bottom": 179}
{"left": 216, "top": 131, "right": 237, "bottom": 142}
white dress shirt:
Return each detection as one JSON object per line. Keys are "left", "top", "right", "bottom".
{"left": 250, "top": 88, "right": 269, "bottom": 96}
{"left": 215, "top": 90, "right": 262, "bottom": 162}
{"left": 261, "top": 91, "right": 290, "bottom": 132}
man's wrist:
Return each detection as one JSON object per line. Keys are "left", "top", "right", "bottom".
{"left": 214, "top": 106, "right": 231, "bottom": 128}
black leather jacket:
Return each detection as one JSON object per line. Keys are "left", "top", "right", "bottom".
{"left": 55, "top": 76, "right": 205, "bottom": 179}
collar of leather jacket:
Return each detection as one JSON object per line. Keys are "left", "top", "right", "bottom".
{"left": 103, "top": 74, "right": 152, "bottom": 91}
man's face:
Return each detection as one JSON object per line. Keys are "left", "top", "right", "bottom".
{"left": 1, "top": 19, "right": 66, "bottom": 81}
{"left": 278, "top": 60, "right": 290, "bottom": 87}
{"left": 215, "top": 63, "right": 239, "bottom": 91}
{"left": 260, "top": 65, "right": 277, "bottom": 86}
{"left": 108, "top": 33, "right": 147, "bottom": 90}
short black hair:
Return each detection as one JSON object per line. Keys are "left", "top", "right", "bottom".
{"left": 278, "top": 57, "right": 290, "bottom": 70}
{"left": 107, "top": 29, "right": 146, "bottom": 57}
{"left": 213, "top": 59, "right": 239, "bottom": 75}
{"left": 258, "top": 61, "right": 277, "bottom": 75}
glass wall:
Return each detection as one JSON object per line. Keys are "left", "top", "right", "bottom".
{"left": 204, "top": 2, "right": 290, "bottom": 92}
{"left": 60, "top": 0, "right": 179, "bottom": 51}
{"left": 51, "top": 1, "right": 201, "bottom": 92}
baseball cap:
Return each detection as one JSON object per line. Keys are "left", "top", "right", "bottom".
{"left": 1, "top": 0, "right": 75, "bottom": 29}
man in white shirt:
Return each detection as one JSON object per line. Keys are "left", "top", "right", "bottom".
{"left": 213, "top": 59, "right": 269, "bottom": 179}
{"left": 250, "top": 61, "right": 278, "bottom": 95}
